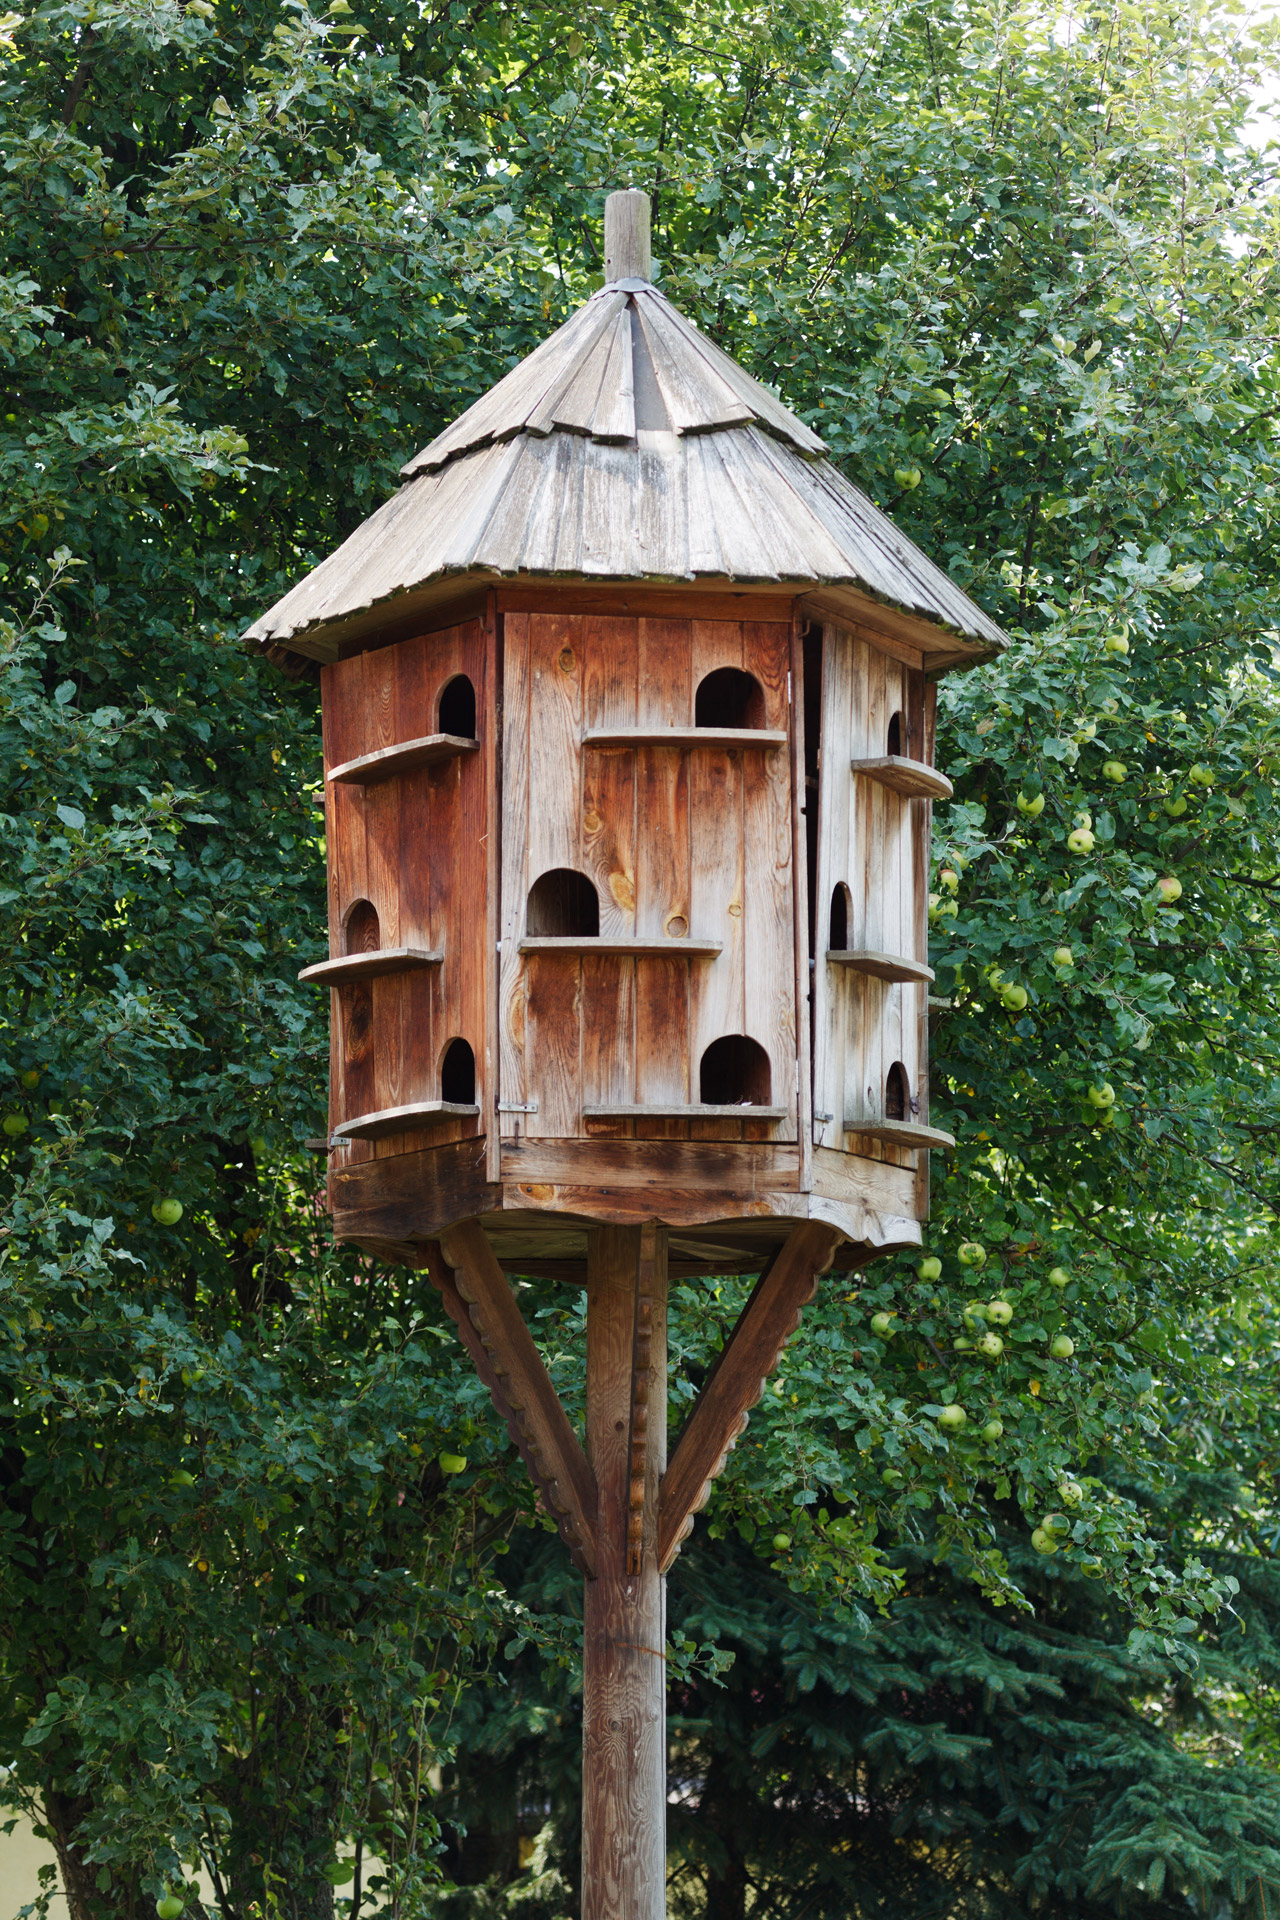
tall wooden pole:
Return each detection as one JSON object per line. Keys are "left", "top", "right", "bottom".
{"left": 582, "top": 1222, "right": 668, "bottom": 1920}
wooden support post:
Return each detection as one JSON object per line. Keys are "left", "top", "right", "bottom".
{"left": 582, "top": 1222, "right": 668, "bottom": 1920}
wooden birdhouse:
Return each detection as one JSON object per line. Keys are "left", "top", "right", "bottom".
{"left": 247, "top": 191, "right": 1004, "bottom": 1920}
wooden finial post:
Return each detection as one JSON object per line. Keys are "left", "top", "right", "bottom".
{"left": 604, "top": 189, "right": 652, "bottom": 283}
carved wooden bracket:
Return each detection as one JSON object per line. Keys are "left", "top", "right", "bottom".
{"left": 428, "top": 1221, "right": 599, "bottom": 1578}
{"left": 656, "top": 1221, "right": 851, "bottom": 1573}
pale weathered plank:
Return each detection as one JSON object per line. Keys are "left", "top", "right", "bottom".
{"left": 327, "top": 733, "right": 478, "bottom": 787}
{"left": 298, "top": 948, "right": 442, "bottom": 986}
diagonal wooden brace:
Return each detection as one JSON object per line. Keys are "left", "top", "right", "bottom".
{"left": 429, "top": 1221, "right": 599, "bottom": 1578}
{"left": 656, "top": 1221, "right": 849, "bottom": 1573}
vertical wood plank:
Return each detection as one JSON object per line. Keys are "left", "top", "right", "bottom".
{"left": 499, "top": 614, "right": 531, "bottom": 1132}
{"left": 485, "top": 595, "right": 503, "bottom": 1182}
{"left": 788, "top": 613, "right": 811, "bottom": 1186}
{"left": 526, "top": 955, "right": 581, "bottom": 1139}
{"left": 634, "top": 618, "right": 691, "bottom": 1111}
{"left": 582, "top": 1224, "right": 668, "bottom": 1920}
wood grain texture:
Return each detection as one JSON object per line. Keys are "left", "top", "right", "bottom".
{"left": 484, "top": 593, "right": 502, "bottom": 1183}
{"left": 424, "top": 1235, "right": 597, "bottom": 1578}
{"left": 333, "top": 1100, "right": 479, "bottom": 1143}
{"left": 439, "top": 1220, "right": 598, "bottom": 1576}
{"left": 582, "top": 1224, "right": 668, "bottom": 1920}
{"left": 657, "top": 1222, "right": 844, "bottom": 1571}
{"left": 584, "top": 727, "right": 787, "bottom": 749}
{"left": 789, "top": 612, "right": 813, "bottom": 1190}
{"left": 327, "top": 733, "right": 478, "bottom": 786}
{"left": 849, "top": 755, "right": 953, "bottom": 801}
{"left": 825, "top": 950, "right": 933, "bottom": 985}
{"left": 298, "top": 947, "right": 442, "bottom": 986}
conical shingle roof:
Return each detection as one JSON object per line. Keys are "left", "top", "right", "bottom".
{"left": 246, "top": 271, "right": 1006, "bottom": 667}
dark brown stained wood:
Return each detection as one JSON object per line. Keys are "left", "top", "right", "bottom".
{"left": 583, "top": 726, "right": 788, "bottom": 750}
{"left": 582, "top": 1225, "right": 668, "bottom": 1920}
{"left": 298, "top": 947, "right": 443, "bottom": 986}
{"left": 843, "top": 1117, "right": 955, "bottom": 1150}
{"left": 327, "top": 732, "right": 479, "bottom": 786}
{"left": 331, "top": 1134, "right": 497, "bottom": 1218}
{"left": 484, "top": 593, "right": 503, "bottom": 1184}
{"left": 501, "top": 1136, "right": 801, "bottom": 1191}
{"left": 519, "top": 936, "right": 721, "bottom": 957}
{"left": 582, "top": 1103, "right": 786, "bottom": 1121}
{"left": 502, "top": 1181, "right": 843, "bottom": 1232}
{"left": 582, "top": 952, "right": 635, "bottom": 1112}
{"left": 826, "top": 949, "right": 935, "bottom": 985}
{"left": 657, "top": 1222, "right": 844, "bottom": 1572}
{"left": 849, "top": 755, "right": 953, "bottom": 801}
{"left": 334, "top": 1100, "right": 480, "bottom": 1143}
{"left": 789, "top": 612, "right": 813, "bottom": 1191}
{"left": 434, "top": 1223, "right": 599, "bottom": 1578}
{"left": 810, "top": 1145, "right": 920, "bottom": 1215}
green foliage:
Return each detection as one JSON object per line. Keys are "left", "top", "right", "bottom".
{"left": 1, "top": 0, "right": 1279, "bottom": 1910}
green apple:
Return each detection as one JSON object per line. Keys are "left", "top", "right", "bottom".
{"left": 936, "top": 1404, "right": 967, "bottom": 1432}
{"left": 977, "top": 1331, "right": 1004, "bottom": 1359}
{"left": 938, "top": 867, "right": 960, "bottom": 893}
{"left": 1156, "top": 875, "right": 1182, "bottom": 904}
{"left": 957, "top": 1241, "right": 986, "bottom": 1269}
{"left": 1188, "top": 763, "right": 1214, "bottom": 787}
{"left": 152, "top": 1198, "right": 183, "bottom": 1225}
{"left": 979, "top": 1418, "right": 1004, "bottom": 1441}
{"left": 1080, "top": 1557, "right": 1105, "bottom": 1577}
{"left": 1050, "top": 1334, "right": 1075, "bottom": 1360}
{"left": 1015, "top": 791, "right": 1045, "bottom": 817}
{"left": 1104, "top": 634, "right": 1130, "bottom": 655}
{"left": 1087, "top": 1082, "right": 1116, "bottom": 1109}
{"left": 772, "top": 1532, "right": 792, "bottom": 1550}
{"left": 880, "top": 1468, "right": 903, "bottom": 1488}
{"left": 953, "top": 1336, "right": 973, "bottom": 1351}
{"left": 869, "top": 1311, "right": 896, "bottom": 1338}
{"left": 1043, "top": 1511, "right": 1072, "bottom": 1536}
{"left": 894, "top": 465, "right": 922, "bottom": 490}
{"left": 1059, "top": 1478, "right": 1084, "bottom": 1508}
{"left": 168, "top": 1469, "right": 197, "bottom": 1487}
{"left": 1030, "top": 1526, "right": 1057, "bottom": 1554}
{"left": 1074, "top": 720, "right": 1098, "bottom": 743}
{"left": 156, "top": 1900, "right": 185, "bottom": 1920}
{"left": 1163, "top": 794, "right": 1188, "bottom": 817}
{"left": 962, "top": 1300, "right": 988, "bottom": 1325}
{"left": 1074, "top": 810, "right": 1093, "bottom": 830}
{"left": 1067, "top": 827, "right": 1095, "bottom": 854}
{"left": 986, "top": 1299, "right": 1013, "bottom": 1327}
{"left": 439, "top": 1452, "right": 468, "bottom": 1474}
{"left": 1052, "top": 946, "right": 1074, "bottom": 967}
{"left": 1048, "top": 1266, "right": 1070, "bottom": 1288}
{"left": 19, "top": 1069, "right": 39, "bottom": 1090}
{"left": 2, "top": 1113, "right": 27, "bottom": 1137}
{"left": 917, "top": 1256, "right": 942, "bottom": 1282}
{"left": 1000, "top": 984, "right": 1029, "bottom": 1012}
{"left": 1102, "top": 760, "right": 1126, "bottom": 783}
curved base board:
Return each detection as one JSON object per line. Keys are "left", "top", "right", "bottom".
{"left": 328, "top": 1134, "right": 922, "bottom": 1271}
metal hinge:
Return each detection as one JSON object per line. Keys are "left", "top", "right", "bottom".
{"left": 497, "top": 1100, "right": 539, "bottom": 1115}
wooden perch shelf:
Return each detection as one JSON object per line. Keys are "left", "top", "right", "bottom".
{"left": 298, "top": 947, "right": 443, "bottom": 986}
{"left": 849, "top": 754, "right": 953, "bottom": 801}
{"left": 518, "top": 937, "right": 722, "bottom": 957}
{"left": 583, "top": 1103, "right": 787, "bottom": 1121}
{"left": 327, "top": 733, "right": 479, "bottom": 787}
{"left": 583, "top": 727, "right": 788, "bottom": 750}
{"left": 826, "top": 948, "right": 935, "bottom": 985}
{"left": 843, "top": 1117, "right": 957, "bottom": 1150}
{"left": 333, "top": 1100, "right": 479, "bottom": 1143}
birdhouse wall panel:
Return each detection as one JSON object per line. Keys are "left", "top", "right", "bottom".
{"left": 810, "top": 622, "right": 854, "bottom": 1152}
{"left": 500, "top": 608, "right": 798, "bottom": 1142}
{"left": 320, "top": 618, "right": 488, "bottom": 1154}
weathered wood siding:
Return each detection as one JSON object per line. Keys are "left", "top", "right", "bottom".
{"left": 320, "top": 620, "right": 489, "bottom": 1161}
{"left": 499, "top": 611, "right": 798, "bottom": 1143}
{"left": 811, "top": 626, "right": 931, "bottom": 1166}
